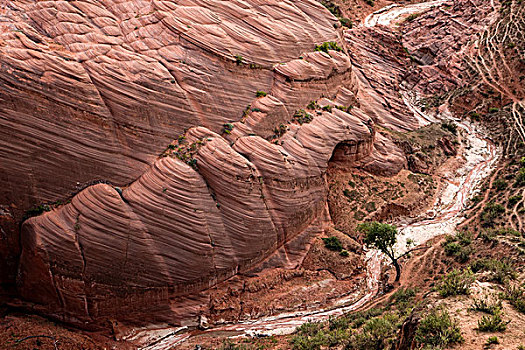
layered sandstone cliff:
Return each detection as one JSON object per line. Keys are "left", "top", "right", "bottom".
{"left": 1, "top": 0, "right": 408, "bottom": 327}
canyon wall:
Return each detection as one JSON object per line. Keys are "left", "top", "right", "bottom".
{"left": 1, "top": 0, "right": 407, "bottom": 326}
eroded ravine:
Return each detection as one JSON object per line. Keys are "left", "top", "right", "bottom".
{"left": 133, "top": 3, "right": 501, "bottom": 349}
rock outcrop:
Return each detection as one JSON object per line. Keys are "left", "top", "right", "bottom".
{"left": 1, "top": 0, "right": 409, "bottom": 326}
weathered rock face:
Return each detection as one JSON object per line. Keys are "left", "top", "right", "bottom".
{"left": 1, "top": 0, "right": 409, "bottom": 326}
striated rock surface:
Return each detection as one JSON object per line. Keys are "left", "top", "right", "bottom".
{"left": 1, "top": 0, "right": 412, "bottom": 327}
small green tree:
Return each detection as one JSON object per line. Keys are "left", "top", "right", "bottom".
{"left": 358, "top": 221, "right": 420, "bottom": 282}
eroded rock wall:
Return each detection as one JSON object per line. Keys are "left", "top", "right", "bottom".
{"left": 1, "top": 0, "right": 410, "bottom": 326}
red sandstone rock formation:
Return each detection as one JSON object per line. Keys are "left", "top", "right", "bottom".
{"left": 1, "top": 0, "right": 408, "bottom": 327}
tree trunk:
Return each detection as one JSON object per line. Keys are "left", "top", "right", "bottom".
{"left": 393, "top": 259, "right": 401, "bottom": 282}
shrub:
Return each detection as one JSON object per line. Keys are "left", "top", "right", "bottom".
{"left": 350, "top": 308, "right": 384, "bottom": 329}
{"left": 274, "top": 123, "right": 288, "bottom": 137}
{"left": 255, "top": 90, "right": 267, "bottom": 97}
{"left": 486, "top": 336, "right": 499, "bottom": 345}
{"left": 389, "top": 287, "right": 416, "bottom": 313}
{"left": 322, "top": 105, "right": 333, "bottom": 112}
{"left": 516, "top": 168, "right": 525, "bottom": 186}
{"left": 290, "top": 322, "right": 326, "bottom": 350}
{"left": 322, "top": 236, "right": 343, "bottom": 252}
{"left": 481, "top": 202, "right": 505, "bottom": 226}
{"left": 415, "top": 308, "right": 463, "bottom": 348}
{"left": 406, "top": 13, "right": 421, "bottom": 22}
{"left": 307, "top": 101, "right": 319, "bottom": 110}
{"left": 442, "top": 232, "right": 473, "bottom": 263}
{"left": 293, "top": 109, "right": 313, "bottom": 124}
{"left": 441, "top": 121, "right": 458, "bottom": 135}
{"left": 509, "top": 195, "right": 522, "bottom": 206}
{"left": 493, "top": 178, "right": 507, "bottom": 191}
{"left": 23, "top": 204, "right": 51, "bottom": 220}
{"left": 489, "top": 107, "right": 499, "bottom": 113}
{"left": 471, "top": 293, "right": 502, "bottom": 314}
{"left": 339, "top": 17, "right": 353, "bottom": 28}
{"left": 437, "top": 268, "right": 475, "bottom": 297}
{"left": 314, "top": 41, "right": 343, "bottom": 53}
{"left": 504, "top": 284, "right": 525, "bottom": 313}
{"left": 339, "top": 249, "right": 350, "bottom": 257}
{"left": 222, "top": 123, "right": 234, "bottom": 134}
{"left": 235, "top": 54, "right": 243, "bottom": 65}
{"left": 365, "top": 0, "right": 375, "bottom": 6}
{"left": 470, "top": 258, "right": 517, "bottom": 284}
{"left": 347, "top": 313, "right": 398, "bottom": 350}
{"left": 477, "top": 308, "right": 509, "bottom": 332}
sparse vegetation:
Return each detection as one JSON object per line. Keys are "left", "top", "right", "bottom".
{"left": 322, "top": 236, "right": 343, "bottom": 252}
{"left": 235, "top": 54, "right": 244, "bottom": 65}
{"left": 23, "top": 204, "right": 51, "bottom": 220}
{"left": 441, "top": 121, "right": 458, "bottom": 135}
{"left": 477, "top": 308, "right": 509, "bottom": 332}
{"left": 307, "top": 101, "right": 319, "bottom": 110}
{"left": 255, "top": 90, "right": 267, "bottom": 97}
{"left": 293, "top": 109, "right": 313, "bottom": 124}
{"left": 314, "top": 41, "right": 343, "bottom": 53}
{"left": 437, "top": 268, "right": 475, "bottom": 297}
{"left": 274, "top": 123, "right": 288, "bottom": 138}
{"left": 504, "top": 284, "right": 525, "bottom": 313}
{"left": 481, "top": 202, "right": 505, "bottom": 226}
{"left": 442, "top": 231, "right": 473, "bottom": 263}
{"left": 470, "top": 258, "right": 517, "bottom": 284}
{"left": 222, "top": 123, "right": 234, "bottom": 134}
{"left": 406, "top": 13, "right": 421, "bottom": 22}
{"left": 415, "top": 308, "right": 463, "bottom": 348}
{"left": 486, "top": 336, "right": 499, "bottom": 345}
{"left": 471, "top": 293, "right": 502, "bottom": 314}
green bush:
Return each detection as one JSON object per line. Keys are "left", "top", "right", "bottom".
{"left": 486, "top": 336, "right": 499, "bottom": 345}
{"left": 339, "top": 17, "right": 353, "bottom": 28}
{"left": 509, "top": 195, "right": 523, "bottom": 206}
{"left": 235, "top": 54, "right": 244, "bottom": 65}
{"left": 415, "top": 308, "right": 463, "bottom": 348}
{"left": 504, "top": 284, "right": 525, "bottom": 313}
{"left": 389, "top": 287, "right": 416, "bottom": 313}
{"left": 347, "top": 313, "right": 398, "bottom": 350}
{"left": 493, "top": 178, "right": 507, "bottom": 191}
{"left": 441, "top": 121, "right": 458, "bottom": 135}
{"left": 290, "top": 322, "right": 326, "bottom": 350}
{"left": 314, "top": 41, "right": 343, "bottom": 53}
{"left": 471, "top": 294, "right": 502, "bottom": 314}
{"left": 406, "top": 13, "right": 421, "bottom": 22}
{"left": 489, "top": 107, "right": 499, "bottom": 113}
{"left": 442, "top": 232, "right": 472, "bottom": 263}
{"left": 293, "top": 109, "right": 313, "bottom": 124}
{"left": 470, "top": 258, "right": 517, "bottom": 284}
{"left": 222, "top": 123, "right": 234, "bottom": 134}
{"left": 437, "top": 268, "right": 475, "bottom": 297}
{"left": 477, "top": 308, "right": 509, "bottom": 332}
{"left": 516, "top": 168, "right": 525, "bottom": 186}
{"left": 256, "top": 90, "right": 267, "bottom": 97}
{"left": 307, "top": 101, "right": 319, "bottom": 110}
{"left": 481, "top": 202, "right": 505, "bottom": 226}
{"left": 322, "top": 236, "right": 343, "bottom": 252}
{"left": 23, "top": 204, "right": 51, "bottom": 220}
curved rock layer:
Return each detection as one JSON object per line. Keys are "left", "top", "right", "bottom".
{"left": 0, "top": 0, "right": 338, "bottom": 212}
{"left": 19, "top": 106, "right": 384, "bottom": 325}
{"left": 1, "top": 0, "right": 410, "bottom": 326}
